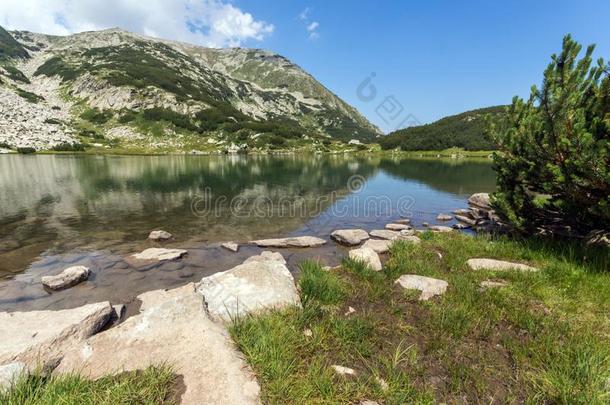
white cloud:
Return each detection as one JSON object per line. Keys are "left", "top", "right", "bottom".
{"left": 298, "top": 7, "right": 319, "bottom": 40}
{"left": 0, "top": 0, "right": 274, "bottom": 47}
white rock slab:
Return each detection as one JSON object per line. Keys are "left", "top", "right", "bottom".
{"left": 331, "top": 229, "right": 369, "bottom": 246}
{"left": 394, "top": 275, "right": 448, "bottom": 300}
{"left": 429, "top": 226, "right": 454, "bottom": 233}
{"left": 148, "top": 230, "right": 172, "bottom": 241}
{"left": 0, "top": 302, "right": 113, "bottom": 366}
{"left": 197, "top": 259, "right": 300, "bottom": 321}
{"left": 369, "top": 229, "right": 400, "bottom": 240}
{"left": 349, "top": 247, "right": 382, "bottom": 271}
{"left": 131, "top": 248, "right": 187, "bottom": 261}
{"left": 331, "top": 365, "right": 357, "bottom": 376}
{"left": 436, "top": 214, "right": 453, "bottom": 221}
{"left": 41, "top": 265, "right": 90, "bottom": 290}
{"left": 251, "top": 236, "right": 326, "bottom": 248}
{"left": 56, "top": 284, "right": 261, "bottom": 405}
{"left": 244, "top": 251, "right": 286, "bottom": 264}
{"left": 467, "top": 258, "right": 538, "bottom": 272}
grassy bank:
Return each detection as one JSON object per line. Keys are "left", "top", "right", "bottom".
{"left": 230, "top": 232, "right": 610, "bottom": 404}
{"left": 0, "top": 365, "right": 178, "bottom": 404}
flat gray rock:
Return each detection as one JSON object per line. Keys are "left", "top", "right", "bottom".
{"left": 349, "top": 247, "right": 382, "bottom": 271}
{"left": 362, "top": 239, "right": 394, "bottom": 254}
{"left": 243, "top": 251, "right": 286, "bottom": 264}
{"left": 331, "top": 229, "right": 369, "bottom": 246}
{"left": 385, "top": 223, "right": 411, "bottom": 231}
{"left": 394, "top": 274, "right": 448, "bottom": 300}
{"left": 0, "top": 302, "right": 113, "bottom": 367}
{"left": 369, "top": 229, "right": 400, "bottom": 240}
{"left": 148, "top": 230, "right": 172, "bottom": 241}
{"left": 56, "top": 284, "right": 261, "bottom": 405}
{"left": 131, "top": 248, "right": 187, "bottom": 261}
{"left": 429, "top": 225, "right": 454, "bottom": 233}
{"left": 251, "top": 236, "right": 326, "bottom": 248}
{"left": 395, "top": 218, "right": 411, "bottom": 224}
{"left": 197, "top": 257, "right": 300, "bottom": 321}
{"left": 467, "top": 258, "right": 538, "bottom": 272}
{"left": 455, "top": 215, "right": 477, "bottom": 226}
{"left": 41, "top": 265, "right": 90, "bottom": 290}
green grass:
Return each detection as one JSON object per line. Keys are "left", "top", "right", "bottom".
{"left": 230, "top": 233, "right": 610, "bottom": 404}
{"left": 0, "top": 365, "right": 178, "bottom": 404}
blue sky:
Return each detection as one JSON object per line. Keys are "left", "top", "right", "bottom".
{"left": 3, "top": 0, "right": 610, "bottom": 132}
{"left": 237, "top": 0, "right": 610, "bottom": 132}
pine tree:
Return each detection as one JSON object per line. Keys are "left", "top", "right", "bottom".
{"left": 489, "top": 35, "right": 610, "bottom": 234}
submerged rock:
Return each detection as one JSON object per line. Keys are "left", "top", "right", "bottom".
{"left": 221, "top": 241, "right": 239, "bottom": 252}
{"left": 41, "top": 265, "right": 90, "bottom": 290}
{"left": 349, "top": 247, "right": 382, "bottom": 271}
{"left": 330, "top": 229, "right": 369, "bottom": 246}
{"left": 394, "top": 275, "right": 448, "bottom": 300}
{"left": 436, "top": 214, "right": 453, "bottom": 221}
{"left": 197, "top": 256, "right": 300, "bottom": 321}
{"left": 130, "top": 248, "right": 187, "bottom": 261}
{"left": 148, "top": 230, "right": 172, "bottom": 241}
{"left": 56, "top": 284, "right": 261, "bottom": 405}
{"left": 251, "top": 236, "right": 326, "bottom": 248}
{"left": 467, "top": 258, "right": 538, "bottom": 272}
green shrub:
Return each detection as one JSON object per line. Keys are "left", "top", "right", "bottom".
{"left": 489, "top": 35, "right": 610, "bottom": 233}
{"left": 80, "top": 108, "right": 113, "bottom": 124}
{"left": 16, "top": 88, "right": 43, "bottom": 103}
{"left": 17, "top": 147, "right": 35, "bottom": 154}
{"left": 1, "top": 65, "right": 29, "bottom": 83}
{"left": 52, "top": 142, "right": 85, "bottom": 152}
{"left": 43, "top": 118, "right": 62, "bottom": 125}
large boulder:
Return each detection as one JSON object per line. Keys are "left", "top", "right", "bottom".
{"left": 56, "top": 284, "right": 261, "bottom": 405}
{"left": 41, "top": 265, "right": 90, "bottom": 291}
{"left": 0, "top": 302, "right": 113, "bottom": 367}
{"left": 348, "top": 247, "right": 382, "bottom": 271}
{"left": 197, "top": 256, "right": 300, "bottom": 321}
{"left": 331, "top": 229, "right": 369, "bottom": 246}
{"left": 394, "top": 275, "right": 448, "bottom": 300}
{"left": 251, "top": 236, "right": 326, "bottom": 248}
{"left": 468, "top": 193, "right": 491, "bottom": 210}
{"left": 466, "top": 258, "right": 538, "bottom": 272}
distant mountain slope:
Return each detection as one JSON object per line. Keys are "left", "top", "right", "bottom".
{"left": 379, "top": 106, "right": 506, "bottom": 151}
{"left": 0, "top": 25, "right": 29, "bottom": 60}
{"left": 0, "top": 27, "right": 380, "bottom": 152}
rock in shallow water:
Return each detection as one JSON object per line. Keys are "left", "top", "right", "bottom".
{"left": 221, "top": 241, "right": 239, "bottom": 252}
{"left": 131, "top": 248, "right": 187, "bottom": 261}
{"left": 41, "top": 265, "right": 90, "bottom": 291}
{"left": 394, "top": 274, "right": 448, "bottom": 300}
{"left": 436, "top": 214, "right": 453, "bottom": 221}
{"left": 251, "top": 236, "right": 326, "bottom": 248}
{"left": 330, "top": 229, "right": 369, "bottom": 246}
{"left": 385, "top": 223, "right": 411, "bottom": 231}
{"left": 148, "top": 230, "right": 172, "bottom": 241}
{"left": 349, "top": 247, "right": 382, "bottom": 271}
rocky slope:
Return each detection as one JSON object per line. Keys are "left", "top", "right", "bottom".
{"left": 0, "top": 26, "right": 380, "bottom": 152}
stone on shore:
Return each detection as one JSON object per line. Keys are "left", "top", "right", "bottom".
{"left": 197, "top": 256, "right": 300, "bottom": 321}
{"left": 349, "top": 247, "right": 382, "bottom": 271}
{"left": 0, "top": 362, "right": 27, "bottom": 389}
{"left": 385, "top": 223, "right": 411, "bottom": 231}
{"left": 394, "top": 275, "right": 448, "bottom": 300}
{"left": 436, "top": 214, "right": 453, "bottom": 221}
{"left": 221, "top": 241, "right": 239, "bottom": 252}
{"left": 251, "top": 236, "right": 326, "bottom": 248}
{"left": 468, "top": 193, "right": 491, "bottom": 209}
{"left": 480, "top": 280, "right": 509, "bottom": 289}
{"left": 400, "top": 235, "right": 422, "bottom": 244}
{"left": 330, "top": 229, "right": 369, "bottom": 246}
{"left": 130, "top": 248, "right": 187, "bottom": 261}
{"left": 362, "top": 239, "right": 394, "bottom": 254}
{"left": 244, "top": 251, "right": 286, "bottom": 264}
{"left": 41, "top": 265, "right": 90, "bottom": 290}
{"left": 467, "top": 258, "right": 538, "bottom": 272}
{"left": 455, "top": 215, "right": 477, "bottom": 226}
{"left": 148, "top": 230, "right": 172, "bottom": 241}
{"left": 452, "top": 223, "right": 470, "bottom": 230}
{"left": 429, "top": 225, "right": 453, "bottom": 233}
{"left": 56, "top": 284, "right": 261, "bottom": 405}
{"left": 0, "top": 302, "right": 113, "bottom": 367}
{"left": 369, "top": 229, "right": 400, "bottom": 240}
{"left": 331, "top": 365, "right": 357, "bottom": 376}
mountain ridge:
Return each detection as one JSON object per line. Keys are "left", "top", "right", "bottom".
{"left": 0, "top": 26, "right": 380, "bottom": 152}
